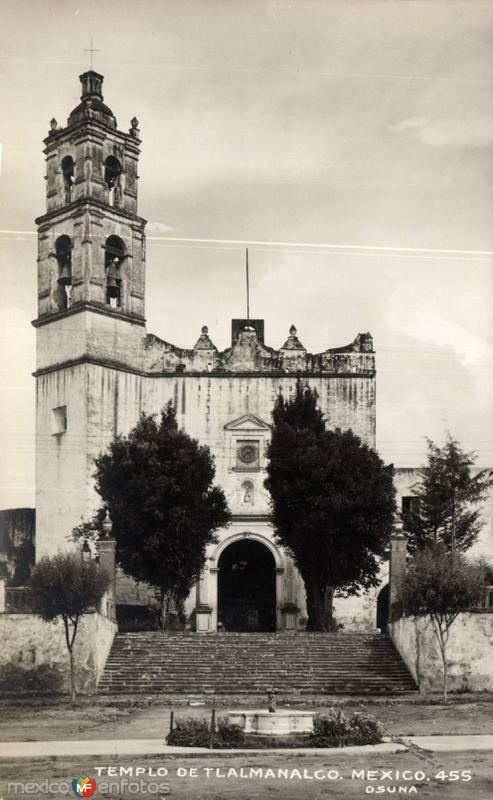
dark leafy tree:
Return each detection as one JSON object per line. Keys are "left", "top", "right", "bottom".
{"left": 89, "top": 404, "right": 230, "bottom": 629}
{"left": 265, "top": 382, "right": 396, "bottom": 631}
{"left": 404, "top": 436, "right": 493, "bottom": 554}
{"left": 31, "top": 552, "right": 109, "bottom": 704}
{"left": 12, "top": 538, "right": 35, "bottom": 586}
{"left": 400, "top": 545, "right": 485, "bottom": 700}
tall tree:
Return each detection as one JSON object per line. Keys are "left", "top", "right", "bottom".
{"left": 265, "top": 382, "right": 395, "bottom": 631}
{"left": 400, "top": 545, "right": 485, "bottom": 700}
{"left": 92, "top": 404, "right": 230, "bottom": 629}
{"left": 404, "top": 436, "right": 492, "bottom": 554}
{"left": 31, "top": 552, "right": 109, "bottom": 704}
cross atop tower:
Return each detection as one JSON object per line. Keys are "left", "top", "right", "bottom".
{"left": 83, "top": 39, "right": 100, "bottom": 70}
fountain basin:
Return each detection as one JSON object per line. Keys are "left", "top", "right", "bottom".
{"left": 226, "top": 709, "right": 315, "bottom": 735}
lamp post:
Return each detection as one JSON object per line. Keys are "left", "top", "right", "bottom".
{"left": 102, "top": 509, "right": 113, "bottom": 537}
{"left": 81, "top": 540, "right": 91, "bottom": 563}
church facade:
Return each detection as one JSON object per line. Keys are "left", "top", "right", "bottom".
{"left": 34, "top": 71, "right": 388, "bottom": 633}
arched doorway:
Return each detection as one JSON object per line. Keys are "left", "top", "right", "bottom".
{"left": 218, "top": 539, "right": 276, "bottom": 632}
{"left": 376, "top": 583, "right": 390, "bottom": 632}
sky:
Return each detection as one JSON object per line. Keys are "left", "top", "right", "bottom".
{"left": 0, "top": 0, "right": 492, "bottom": 509}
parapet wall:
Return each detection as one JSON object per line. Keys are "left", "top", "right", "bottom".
{"left": 0, "top": 612, "right": 117, "bottom": 694}
{"left": 144, "top": 326, "right": 375, "bottom": 376}
{"left": 389, "top": 612, "right": 493, "bottom": 692}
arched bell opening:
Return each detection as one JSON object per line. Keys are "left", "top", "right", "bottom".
{"left": 61, "top": 156, "right": 74, "bottom": 203}
{"left": 104, "top": 235, "right": 126, "bottom": 307}
{"left": 104, "top": 156, "right": 123, "bottom": 207}
{"left": 217, "top": 539, "right": 276, "bottom": 632}
{"left": 54, "top": 234, "right": 72, "bottom": 310}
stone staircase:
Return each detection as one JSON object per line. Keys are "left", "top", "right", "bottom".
{"left": 98, "top": 632, "right": 416, "bottom": 695}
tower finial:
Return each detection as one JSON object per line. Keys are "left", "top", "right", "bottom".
{"left": 83, "top": 39, "right": 101, "bottom": 71}
{"left": 79, "top": 71, "right": 104, "bottom": 101}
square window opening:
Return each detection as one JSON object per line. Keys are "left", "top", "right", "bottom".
{"left": 51, "top": 405, "right": 67, "bottom": 435}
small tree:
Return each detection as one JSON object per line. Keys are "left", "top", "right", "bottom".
{"left": 405, "top": 436, "right": 492, "bottom": 554}
{"left": 31, "top": 552, "right": 109, "bottom": 704}
{"left": 90, "top": 404, "right": 230, "bottom": 629}
{"left": 400, "top": 546, "right": 485, "bottom": 700}
{"left": 265, "top": 382, "right": 396, "bottom": 631}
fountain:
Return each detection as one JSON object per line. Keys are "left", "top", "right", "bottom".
{"left": 226, "top": 690, "right": 316, "bottom": 736}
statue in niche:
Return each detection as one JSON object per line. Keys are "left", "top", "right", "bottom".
{"left": 242, "top": 481, "right": 254, "bottom": 505}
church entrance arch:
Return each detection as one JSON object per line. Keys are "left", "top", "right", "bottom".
{"left": 217, "top": 539, "right": 276, "bottom": 632}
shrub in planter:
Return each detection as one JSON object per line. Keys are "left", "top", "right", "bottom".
{"left": 311, "top": 710, "right": 383, "bottom": 748}
{"left": 347, "top": 713, "right": 384, "bottom": 746}
{"left": 166, "top": 718, "right": 210, "bottom": 747}
{"left": 214, "top": 719, "right": 245, "bottom": 748}
{"left": 166, "top": 716, "right": 245, "bottom": 748}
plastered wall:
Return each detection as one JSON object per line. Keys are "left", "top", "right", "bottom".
{"left": 0, "top": 612, "right": 117, "bottom": 693}
{"left": 389, "top": 612, "right": 493, "bottom": 692}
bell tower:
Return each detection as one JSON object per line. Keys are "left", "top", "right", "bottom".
{"left": 33, "top": 73, "right": 147, "bottom": 557}
{"left": 35, "top": 70, "right": 146, "bottom": 325}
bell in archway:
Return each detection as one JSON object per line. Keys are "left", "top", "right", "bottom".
{"left": 57, "top": 264, "right": 72, "bottom": 286}
{"left": 106, "top": 260, "right": 120, "bottom": 298}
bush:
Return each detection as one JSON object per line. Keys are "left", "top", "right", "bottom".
{"left": 116, "top": 604, "right": 160, "bottom": 632}
{"left": 166, "top": 716, "right": 245, "bottom": 748}
{"left": 167, "top": 717, "right": 211, "bottom": 747}
{"left": 311, "top": 710, "right": 383, "bottom": 748}
{"left": 214, "top": 719, "right": 245, "bottom": 748}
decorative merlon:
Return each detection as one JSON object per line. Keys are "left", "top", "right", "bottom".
{"left": 280, "top": 324, "right": 306, "bottom": 351}
{"left": 193, "top": 325, "right": 217, "bottom": 351}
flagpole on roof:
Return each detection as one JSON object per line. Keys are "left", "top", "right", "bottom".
{"left": 246, "top": 247, "right": 250, "bottom": 321}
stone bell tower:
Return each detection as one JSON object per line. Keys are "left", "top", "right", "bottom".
{"left": 33, "top": 72, "right": 147, "bottom": 557}
{"left": 35, "top": 70, "right": 146, "bottom": 329}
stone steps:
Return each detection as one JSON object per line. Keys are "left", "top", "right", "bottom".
{"left": 99, "top": 632, "right": 416, "bottom": 695}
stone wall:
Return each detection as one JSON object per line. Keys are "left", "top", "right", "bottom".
{"left": 0, "top": 611, "right": 116, "bottom": 694}
{"left": 389, "top": 612, "right": 493, "bottom": 692}
{"left": 334, "top": 565, "right": 389, "bottom": 632}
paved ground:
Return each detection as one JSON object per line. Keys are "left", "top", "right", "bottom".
{"left": 403, "top": 736, "right": 493, "bottom": 753}
{"left": 0, "top": 698, "right": 491, "bottom": 798}
{"left": 0, "top": 738, "right": 408, "bottom": 758}
{"left": 1, "top": 695, "right": 492, "bottom": 742}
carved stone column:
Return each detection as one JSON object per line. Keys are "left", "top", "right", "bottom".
{"left": 0, "top": 577, "right": 6, "bottom": 613}
{"left": 195, "top": 564, "right": 213, "bottom": 632}
{"left": 98, "top": 511, "right": 116, "bottom": 621}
